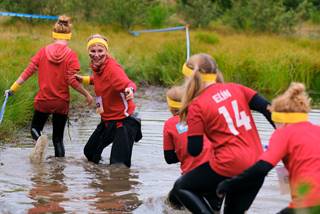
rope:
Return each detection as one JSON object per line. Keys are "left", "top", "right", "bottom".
{"left": 0, "top": 12, "right": 58, "bottom": 20}
{"left": 130, "top": 25, "right": 191, "bottom": 60}
{"left": 0, "top": 93, "right": 9, "bottom": 124}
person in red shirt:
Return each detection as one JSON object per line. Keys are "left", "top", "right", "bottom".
{"left": 217, "top": 82, "right": 320, "bottom": 214}
{"left": 170, "top": 53, "right": 274, "bottom": 214}
{"left": 77, "top": 34, "right": 142, "bottom": 168}
{"left": 164, "top": 85, "right": 223, "bottom": 213}
{"left": 5, "top": 15, "right": 93, "bottom": 157}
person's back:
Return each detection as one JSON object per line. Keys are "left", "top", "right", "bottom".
{"left": 263, "top": 121, "right": 320, "bottom": 208}
{"left": 188, "top": 82, "right": 263, "bottom": 177}
{"left": 5, "top": 15, "right": 93, "bottom": 157}
{"left": 164, "top": 115, "right": 212, "bottom": 174}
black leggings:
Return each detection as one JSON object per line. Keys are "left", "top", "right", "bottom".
{"left": 171, "top": 162, "right": 264, "bottom": 214}
{"left": 168, "top": 188, "right": 223, "bottom": 212}
{"left": 31, "top": 110, "right": 68, "bottom": 157}
{"left": 83, "top": 116, "right": 141, "bottom": 168}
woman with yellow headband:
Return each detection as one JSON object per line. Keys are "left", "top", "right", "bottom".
{"left": 170, "top": 53, "right": 274, "bottom": 214}
{"left": 163, "top": 85, "right": 223, "bottom": 213}
{"left": 217, "top": 82, "right": 320, "bottom": 214}
{"left": 78, "top": 34, "right": 142, "bottom": 168}
{"left": 4, "top": 15, "right": 93, "bottom": 157}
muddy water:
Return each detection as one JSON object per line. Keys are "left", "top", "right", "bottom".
{"left": 0, "top": 97, "right": 319, "bottom": 214}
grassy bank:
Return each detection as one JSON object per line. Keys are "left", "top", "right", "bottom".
{"left": 1, "top": 20, "right": 320, "bottom": 140}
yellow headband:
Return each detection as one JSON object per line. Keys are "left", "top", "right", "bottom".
{"left": 167, "top": 97, "right": 182, "bottom": 109}
{"left": 87, "top": 38, "right": 109, "bottom": 50}
{"left": 52, "top": 32, "right": 72, "bottom": 40}
{"left": 10, "top": 81, "right": 21, "bottom": 92}
{"left": 182, "top": 63, "right": 216, "bottom": 83}
{"left": 271, "top": 112, "right": 308, "bottom": 124}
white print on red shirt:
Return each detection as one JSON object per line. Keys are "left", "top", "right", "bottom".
{"left": 212, "top": 89, "right": 232, "bottom": 103}
{"left": 218, "top": 100, "right": 252, "bottom": 135}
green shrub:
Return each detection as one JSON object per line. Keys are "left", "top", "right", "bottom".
{"left": 224, "top": 0, "right": 298, "bottom": 33}
{"left": 177, "top": 0, "right": 222, "bottom": 27}
{"left": 146, "top": 4, "right": 171, "bottom": 28}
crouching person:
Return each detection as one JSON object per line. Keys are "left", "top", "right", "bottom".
{"left": 78, "top": 34, "right": 142, "bottom": 167}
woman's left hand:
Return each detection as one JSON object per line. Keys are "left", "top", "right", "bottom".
{"left": 216, "top": 179, "right": 231, "bottom": 198}
{"left": 125, "top": 87, "right": 134, "bottom": 100}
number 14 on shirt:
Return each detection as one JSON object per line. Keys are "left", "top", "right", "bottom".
{"left": 218, "top": 100, "right": 252, "bottom": 135}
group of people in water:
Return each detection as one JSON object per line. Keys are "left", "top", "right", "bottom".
{"left": 4, "top": 15, "right": 320, "bottom": 214}
{"left": 162, "top": 53, "right": 320, "bottom": 213}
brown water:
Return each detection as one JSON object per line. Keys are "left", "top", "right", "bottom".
{"left": 1, "top": 97, "right": 319, "bottom": 214}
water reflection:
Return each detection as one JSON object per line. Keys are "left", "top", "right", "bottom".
{"left": 83, "top": 163, "right": 142, "bottom": 213}
{"left": 27, "top": 158, "right": 68, "bottom": 214}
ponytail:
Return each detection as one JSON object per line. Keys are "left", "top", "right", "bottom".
{"left": 180, "top": 69, "right": 203, "bottom": 122}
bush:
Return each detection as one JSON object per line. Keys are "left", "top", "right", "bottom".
{"left": 146, "top": 4, "right": 171, "bottom": 28}
{"left": 224, "top": 0, "right": 298, "bottom": 33}
{"left": 97, "top": 0, "right": 150, "bottom": 29}
{"left": 177, "top": 0, "right": 222, "bottom": 27}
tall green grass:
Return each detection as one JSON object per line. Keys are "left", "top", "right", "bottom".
{"left": 1, "top": 20, "right": 320, "bottom": 140}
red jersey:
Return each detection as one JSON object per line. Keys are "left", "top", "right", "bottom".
{"left": 260, "top": 122, "right": 320, "bottom": 208}
{"left": 92, "top": 58, "right": 136, "bottom": 121}
{"left": 19, "top": 43, "right": 81, "bottom": 114}
{"left": 187, "top": 83, "right": 262, "bottom": 177}
{"left": 163, "top": 115, "right": 212, "bottom": 174}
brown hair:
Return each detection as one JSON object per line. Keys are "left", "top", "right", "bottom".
{"left": 180, "top": 53, "right": 218, "bottom": 121}
{"left": 166, "top": 85, "right": 185, "bottom": 115}
{"left": 270, "top": 82, "right": 311, "bottom": 113}
{"left": 53, "top": 15, "right": 72, "bottom": 34}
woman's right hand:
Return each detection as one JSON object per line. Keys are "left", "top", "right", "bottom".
{"left": 86, "top": 94, "right": 93, "bottom": 106}
{"left": 75, "top": 74, "right": 83, "bottom": 82}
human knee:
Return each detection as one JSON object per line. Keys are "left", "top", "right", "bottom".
{"left": 172, "top": 177, "right": 185, "bottom": 193}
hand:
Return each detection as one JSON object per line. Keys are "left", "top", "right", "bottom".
{"left": 216, "top": 179, "right": 231, "bottom": 198}
{"left": 75, "top": 74, "right": 83, "bottom": 82}
{"left": 125, "top": 87, "right": 134, "bottom": 100}
{"left": 86, "top": 94, "right": 93, "bottom": 106}
{"left": 4, "top": 89, "right": 13, "bottom": 97}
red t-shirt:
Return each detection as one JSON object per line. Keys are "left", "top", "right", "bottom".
{"left": 19, "top": 43, "right": 81, "bottom": 114}
{"left": 92, "top": 58, "right": 136, "bottom": 121}
{"left": 260, "top": 122, "right": 320, "bottom": 208}
{"left": 163, "top": 115, "right": 212, "bottom": 174}
{"left": 187, "top": 83, "right": 262, "bottom": 177}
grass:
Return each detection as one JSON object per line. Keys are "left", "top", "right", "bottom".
{"left": 1, "top": 19, "right": 320, "bottom": 140}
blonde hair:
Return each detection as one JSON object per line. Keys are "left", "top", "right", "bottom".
{"left": 87, "top": 34, "right": 108, "bottom": 44}
{"left": 167, "top": 85, "right": 185, "bottom": 115}
{"left": 86, "top": 34, "right": 111, "bottom": 56}
{"left": 53, "top": 15, "right": 72, "bottom": 34}
{"left": 180, "top": 53, "right": 218, "bottom": 121}
{"left": 270, "top": 82, "right": 311, "bottom": 113}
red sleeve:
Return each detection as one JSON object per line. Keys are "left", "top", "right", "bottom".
{"left": 187, "top": 102, "right": 205, "bottom": 136}
{"left": 163, "top": 120, "right": 175, "bottom": 150}
{"left": 109, "top": 59, "right": 137, "bottom": 92}
{"left": 19, "top": 48, "right": 43, "bottom": 81}
{"left": 236, "top": 83, "right": 257, "bottom": 102}
{"left": 260, "top": 129, "right": 288, "bottom": 166}
{"left": 66, "top": 51, "right": 81, "bottom": 89}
